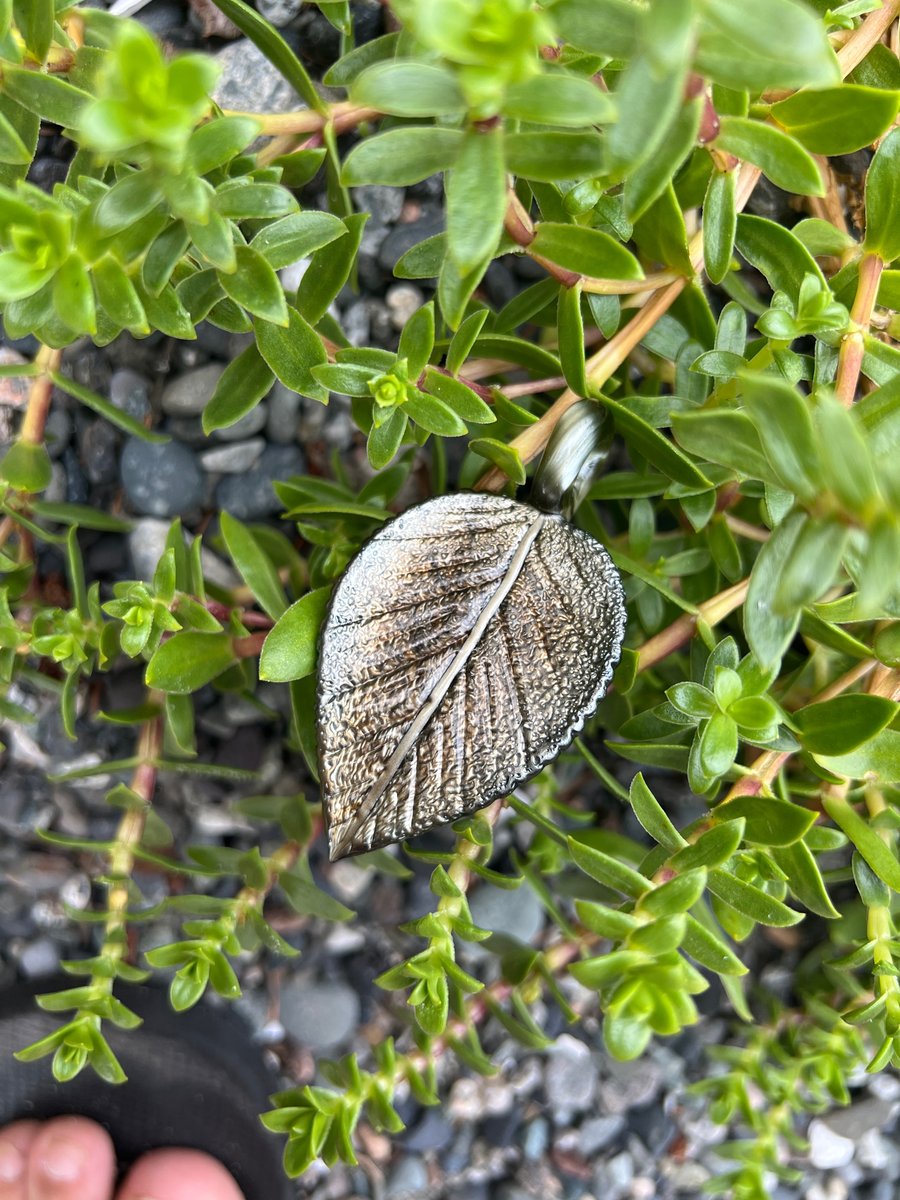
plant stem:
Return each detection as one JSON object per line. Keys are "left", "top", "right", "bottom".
{"left": 836, "top": 0, "right": 900, "bottom": 75}
{"left": 835, "top": 252, "right": 884, "bottom": 406}
{"left": 21, "top": 345, "right": 62, "bottom": 446}
{"left": 225, "top": 101, "right": 381, "bottom": 136}
{"left": 636, "top": 578, "right": 750, "bottom": 674}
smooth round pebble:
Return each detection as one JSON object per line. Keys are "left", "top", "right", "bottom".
{"left": 278, "top": 978, "right": 359, "bottom": 1052}
{"left": 121, "top": 438, "right": 204, "bottom": 517}
{"left": 161, "top": 363, "right": 224, "bottom": 416}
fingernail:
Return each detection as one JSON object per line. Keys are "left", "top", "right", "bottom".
{"left": 0, "top": 1141, "right": 24, "bottom": 1183}
{"left": 39, "top": 1136, "right": 85, "bottom": 1182}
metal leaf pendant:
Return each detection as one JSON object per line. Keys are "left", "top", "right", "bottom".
{"left": 318, "top": 404, "right": 627, "bottom": 860}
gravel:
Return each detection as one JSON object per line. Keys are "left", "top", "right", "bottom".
{"left": 120, "top": 437, "right": 205, "bottom": 517}
{"left": 278, "top": 978, "right": 360, "bottom": 1053}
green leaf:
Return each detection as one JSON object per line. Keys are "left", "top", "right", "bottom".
{"left": 707, "top": 869, "right": 802, "bottom": 927}
{"left": 352, "top": 60, "right": 465, "bottom": 117}
{"left": 503, "top": 73, "right": 616, "bottom": 127}
{"left": 422, "top": 369, "right": 495, "bottom": 424}
{"left": 734, "top": 214, "right": 826, "bottom": 301}
{"left": 49, "top": 372, "right": 167, "bottom": 444}
{"left": 0, "top": 439, "right": 52, "bottom": 493}
{"left": 795, "top": 694, "right": 898, "bottom": 756}
{"left": 342, "top": 128, "right": 463, "bottom": 186}
{"left": 714, "top": 117, "right": 823, "bottom": 196}
{"left": 771, "top": 85, "right": 900, "bottom": 156}
{"left": 398, "top": 302, "right": 435, "bottom": 380}
{"left": 624, "top": 98, "right": 701, "bottom": 223}
{"left": 550, "top": 0, "right": 639, "bottom": 58}
{"left": 819, "top": 730, "right": 900, "bottom": 784}
{"left": 367, "top": 407, "right": 407, "bottom": 469}
{"left": 279, "top": 870, "right": 354, "bottom": 922}
{"left": 741, "top": 373, "right": 820, "bottom": 499}
{"left": 864, "top": 127, "right": 900, "bottom": 263}
{"left": 773, "top": 516, "right": 847, "bottom": 614}
{"left": 447, "top": 128, "right": 506, "bottom": 272}
{"left": 296, "top": 212, "right": 367, "bottom": 326}
{"left": 255, "top": 307, "right": 327, "bottom": 402}
{"left": 670, "top": 820, "right": 745, "bottom": 871}
{"left": 772, "top": 839, "right": 840, "bottom": 919}
{"left": 250, "top": 212, "right": 345, "bottom": 270}
{"left": 404, "top": 390, "right": 466, "bottom": 437}
{"left": 0, "top": 109, "right": 31, "bottom": 165}
{"left": 188, "top": 115, "right": 260, "bottom": 174}
{"left": 323, "top": 32, "right": 400, "bottom": 87}
{"left": 145, "top": 633, "right": 238, "bottom": 694}
{"left": 703, "top": 169, "right": 736, "bottom": 286}
{"left": 1, "top": 66, "right": 91, "bottom": 128}
{"left": 744, "top": 509, "right": 806, "bottom": 670}
{"left": 53, "top": 254, "right": 95, "bottom": 336}
{"left": 531, "top": 222, "right": 643, "bottom": 280}
{"left": 714, "top": 797, "right": 815, "bottom": 847}
{"left": 568, "top": 835, "right": 649, "bottom": 899}
{"left": 259, "top": 587, "right": 331, "bottom": 682}
{"left": 503, "top": 132, "right": 605, "bottom": 183}
{"left": 202, "top": 344, "right": 274, "bottom": 434}
{"left": 558, "top": 284, "right": 587, "bottom": 397}
{"left": 93, "top": 172, "right": 163, "bottom": 236}
{"left": 468, "top": 437, "right": 526, "bottom": 485}
{"left": 218, "top": 245, "right": 287, "bottom": 326}
{"left": 696, "top": 0, "right": 839, "bottom": 90}
{"left": 205, "top": 0, "right": 324, "bottom": 113}
{"left": 604, "top": 396, "right": 711, "bottom": 488}
{"left": 220, "top": 512, "right": 288, "bottom": 621}
{"left": 606, "top": 27, "right": 687, "bottom": 177}
{"left": 92, "top": 255, "right": 148, "bottom": 335}
{"left": 823, "top": 793, "right": 900, "bottom": 890}
{"left": 682, "top": 915, "right": 748, "bottom": 976}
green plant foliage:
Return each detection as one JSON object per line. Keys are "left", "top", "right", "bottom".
{"left": 1, "top": 1, "right": 900, "bottom": 1195}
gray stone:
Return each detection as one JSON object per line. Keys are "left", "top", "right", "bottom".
{"left": 161, "top": 363, "right": 224, "bottom": 416}
{"left": 44, "top": 462, "right": 66, "bottom": 504}
{"left": 855, "top": 1128, "right": 892, "bottom": 1172}
{"left": 469, "top": 880, "right": 544, "bottom": 945}
{"left": 578, "top": 1114, "right": 625, "bottom": 1157}
{"left": 213, "top": 39, "right": 304, "bottom": 115}
{"left": 80, "top": 419, "right": 120, "bottom": 485}
{"left": 822, "top": 1097, "right": 898, "bottom": 1141}
{"left": 44, "top": 407, "right": 72, "bottom": 459}
{"left": 598, "top": 1054, "right": 663, "bottom": 1114}
{"left": 401, "top": 1109, "right": 454, "bottom": 1153}
{"left": 216, "top": 444, "right": 303, "bottom": 520}
{"left": 593, "top": 1151, "right": 634, "bottom": 1200}
{"left": 199, "top": 438, "right": 265, "bottom": 474}
{"left": 353, "top": 185, "right": 405, "bottom": 226}
{"left": 386, "top": 283, "right": 425, "bottom": 331}
{"left": 385, "top": 1154, "right": 428, "bottom": 1197}
{"left": 379, "top": 210, "right": 445, "bottom": 272}
{"left": 266, "top": 383, "right": 302, "bottom": 444}
{"left": 341, "top": 300, "right": 370, "bottom": 347}
{"left": 278, "top": 978, "right": 359, "bottom": 1052}
{"left": 18, "top": 935, "right": 60, "bottom": 978}
{"left": 256, "top": 0, "right": 303, "bottom": 24}
{"left": 121, "top": 439, "right": 204, "bottom": 517}
{"left": 109, "top": 368, "right": 152, "bottom": 422}
{"left": 522, "top": 1116, "right": 549, "bottom": 1161}
{"left": 808, "top": 1118, "right": 855, "bottom": 1170}
{"left": 213, "top": 402, "right": 269, "bottom": 441}
{"left": 545, "top": 1034, "right": 597, "bottom": 1117}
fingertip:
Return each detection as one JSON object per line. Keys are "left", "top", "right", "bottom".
{"left": 28, "top": 1116, "right": 116, "bottom": 1200}
{"left": 118, "top": 1147, "right": 245, "bottom": 1200}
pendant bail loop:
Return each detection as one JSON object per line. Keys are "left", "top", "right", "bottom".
{"left": 530, "top": 400, "right": 614, "bottom": 519}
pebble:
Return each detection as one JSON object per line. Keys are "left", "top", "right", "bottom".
{"left": 80, "top": 419, "right": 120, "bottom": 485}
{"left": 401, "top": 1109, "right": 454, "bottom": 1153}
{"left": 386, "top": 283, "right": 425, "bottom": 331}
{"left": 121, "top": 438, "right": 204, "bottom": 517}
{"left": 598, "top": 1055, "right": 663, "bottom": 1114}
{"left": 44, "top": 407, "right": 72, "bottom": 459}
{"left": 266, "top": 383, "right": 302, "bottom": 444}
{"left": 821, "top": 1096, "right": 898, "bottom": 1141}
{"left": 522, "top": 1117, "right": 550, "bottom": 1161}
{"left": 468, "top": 880, "right": 544, "bottom": 945}
{"left": 199, "top": 438, "right": 265, "bottom": 474}
{"left": 215, "top": 444, "right": 303, "bottom": 520}
{"left": 213, "top": 39, "right": 303, "bottom": 114}
{"left": 278, "top": 978, "right": 360, "bottom": 1052}
{"left": 256, "top": 0, "right": 303, "bottom": 24}
{"left": 378, "top": 210, "right": 445, "bottom": 273}
{"left": 214, "top": 403, "right": 269, "bottom": 441}
{"left": 44, "top": 462, "right": 66, "bottom": 504}
{"left": 385, "top": 1154, "right": 429, "bottom": 1197}
{"left": 17, "top": 935, "right": 61, "bottom": 978}
{"left": 807, "top": 1118, "right": 855, "bottom": 1170}
{"left": 592, "top": 1151, "right": 633, "bottom": 1200}
{"left": 855, "top": 1127, "right": 892, "bottom": 1172}
{"left": 161, "top": 363, "right": 224, "bottom": 417}
{"left": 354, "top": 185, "right": 406, "bottom": 226}
{"left": 109, "top": 368, "right": 152, "bottom": 422}
{"left": 545, "top": 1035, "right": 598, "bottom": 1118}
{"left": 577, "top": 1114, "right": 625, "bottom": 1157}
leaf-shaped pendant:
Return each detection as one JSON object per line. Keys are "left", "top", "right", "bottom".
{"left": 318, "top": 404, "right": 626, "bottom": 860}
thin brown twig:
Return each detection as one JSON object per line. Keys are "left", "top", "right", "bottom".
{"left": 835, "top": 252, "right": 884, "bottom": 406}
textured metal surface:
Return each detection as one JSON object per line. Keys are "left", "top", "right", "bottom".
{"left": 318, "top": 492, "right": 626, "bottom": 860}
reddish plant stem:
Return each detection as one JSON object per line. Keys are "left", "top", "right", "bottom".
{"left": 636, "top": 579, "right": 750, "bottom": 675}
{"left": 21, "top": 345, "right": 62, "bottom": 446}
{"left": 233, "top": 631, "right": 268, "bottom": 659}
{"left": 835, "top": 252, "right": 884, "bottom": 406}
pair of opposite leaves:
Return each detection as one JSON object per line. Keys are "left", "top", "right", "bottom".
{"left": 317, "top": 483, "right": 627, "bottom": 861}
